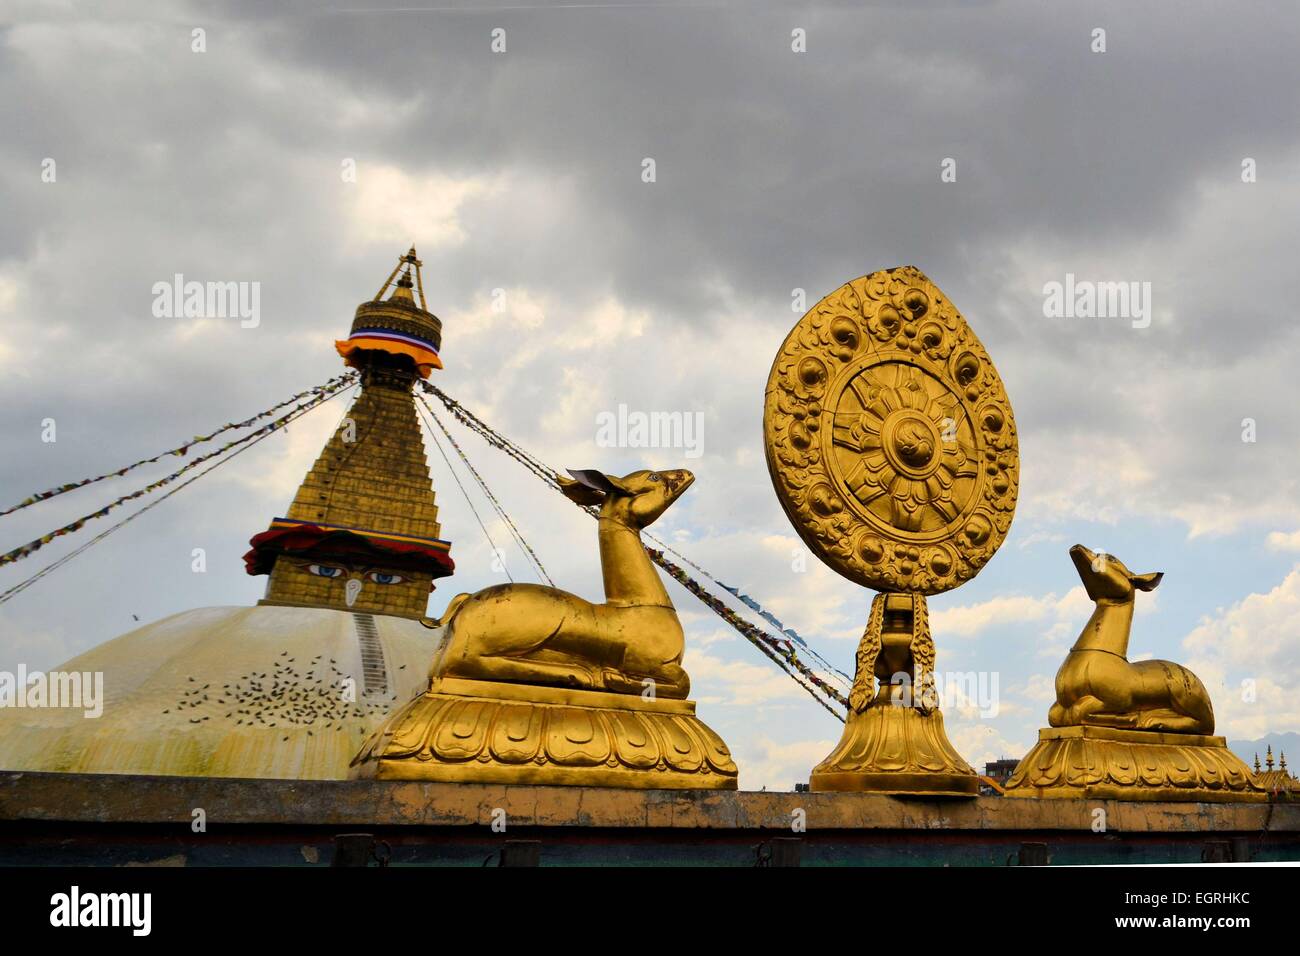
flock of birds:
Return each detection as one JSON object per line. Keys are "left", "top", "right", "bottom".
{"left": 165, "top": 651, "right": 408, "bottom": 740}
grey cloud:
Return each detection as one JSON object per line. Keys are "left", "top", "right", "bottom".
{"left": 1, "top": 0, "right": 1298, "bottom": 724}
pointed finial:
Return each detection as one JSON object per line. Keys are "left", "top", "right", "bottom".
{"left": 1266, "top": 745, "right": 1275, "bottom": 771}
{"left": 372, "top": 247, "right": 424, "bottom": 307}
{"left": 1282, "top": 751, "right": 1289, "bottom": 772}
{"left": 390, "top": 265, "right": 416, "bottom": 302}
{"left": 1254, "top": 752, "right": 1261, "bottom": 772}
{"left": 389, "top": 246, "right": 426, "bottom": 310}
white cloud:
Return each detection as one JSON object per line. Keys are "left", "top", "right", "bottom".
{"left": 1017, "top": 435, "right": 1156, "bottom": 528}
{"left": 1183, "top": 565, "right": 1300, "bottom": 739}
{"left": 1018, "top": 672, "right": 1057, "bottom": 703}
{"left": 1016, "top": 529, "right": 1066, "bottom": 550}
{"left": 347, "top": 165, "right": 498, "bottom": 249}
{"left": 1184, "top": 565, "right": 1300, "bottom": 673}
{"left": 931, "top": 582, "right": 1162, "bottom": 662}
{"left": 216, "top": 387, "right": 355, "bottom": 502}
{"left": 931, "top": 587, "right": 1089, "bottom": 644}
{"left": 683, "top": 647, "right": 814, "bottom": 708}
{"left": 733, "top": 736, "right": 838, "bottom": 792}
{"left": 1266, "top": 530, "right": 1300, "bottom": 552}
{"left": 946, "top": 722, "right": 1034, "bottom": 770}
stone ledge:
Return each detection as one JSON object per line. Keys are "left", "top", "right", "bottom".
{"left": 1, "top": 770, "right": 1295, "bottom": 833}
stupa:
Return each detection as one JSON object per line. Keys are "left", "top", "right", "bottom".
{"left": 0, "top": 249, "right": 456, "bottom": 779}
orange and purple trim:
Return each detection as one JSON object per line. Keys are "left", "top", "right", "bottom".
{"left": 335, "top": 328, "right": 443, "bottom": 376}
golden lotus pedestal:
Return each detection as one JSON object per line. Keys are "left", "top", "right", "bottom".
{"left": 809, "top": 704, "right": 979, "bottom": 796}
{"left": 808, "top": 592, "right": 979, "bottom": 796}
{"left": 1004, "top": 726, "right": 1266, "bottom": 803}
{"left": 350, "top": 676, "right": 738, "bottom": 789}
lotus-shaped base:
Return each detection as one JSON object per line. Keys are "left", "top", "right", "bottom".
{"left": 810, "top": 704, "right": 978, "bottom": 796}
{"left": 1005, "top": 726, "right": 1266, "bottom": 802}
{"left": 350, "top": 676, "right": 737, "bottom": 789}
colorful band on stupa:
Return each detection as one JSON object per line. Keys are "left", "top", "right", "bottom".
{"left": 337, "top": 327, "right": 442, "bottom": 372}
{"left": 244, "top": 518, "right": 453, "bottom": 576}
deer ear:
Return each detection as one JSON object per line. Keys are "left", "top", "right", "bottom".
{"left": 1131, "top": 571, "right": 1163, "bottom": 591}
{"left": 553, "top": 473, "right": 603, "bottom": 504}
{"left": 559, "top": 470, "right": 629, "bottom": 509}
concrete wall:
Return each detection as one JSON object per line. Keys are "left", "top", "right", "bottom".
{"left": 1, "top": 771, "right": 1296, "bottom": 866}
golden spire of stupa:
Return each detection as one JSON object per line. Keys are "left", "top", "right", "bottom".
{"left": 245, "top": 248, "right": 454, "bottom": 620}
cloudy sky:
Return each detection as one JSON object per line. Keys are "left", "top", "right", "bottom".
{"left": 2, "top": 0, "right": 1298, "bottom": 788}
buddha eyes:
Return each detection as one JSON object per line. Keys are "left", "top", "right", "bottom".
{"left": 305, "top": 565, "right": 402, "bottom": 584}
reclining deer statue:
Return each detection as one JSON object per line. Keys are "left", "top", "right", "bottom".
{"left": 429, "top": 468, "right": 694, "bottom": 698}
{"left": 1049, "top": 544, "right": 1214, "bottom": 734}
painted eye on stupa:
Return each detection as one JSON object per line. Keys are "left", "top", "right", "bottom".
{"left": 367, "top": 571, "right": 404, "bottom": 585}
{"left": 307, "top": 564, "right": 345, "bottom": 578}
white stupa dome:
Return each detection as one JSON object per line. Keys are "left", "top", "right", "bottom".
{"left": 0, "top": 605, "right": 440, "bottom": 779}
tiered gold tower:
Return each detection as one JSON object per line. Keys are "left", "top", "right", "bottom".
{"left": 764, "top": 267, "right": 1019, "bottom": 796}
{"left": 246, "top": 248, "right": 454, "bottom": 620}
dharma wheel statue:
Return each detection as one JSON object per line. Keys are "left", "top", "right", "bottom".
{"left": 764, "top": 266, "right": 1018, "bottom": 795}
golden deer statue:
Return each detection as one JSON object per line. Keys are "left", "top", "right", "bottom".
{"left": 350, "top": 466, "right": 737, "bottom": 789}
{"left": 1049, "top": 544, "right": 1214, "bottom": 734}
{"left": 430, "top": 467, "right": 694, "bottom": 697}
{"left": 1006, "top": 543, "right": 1261, "bottom": 800}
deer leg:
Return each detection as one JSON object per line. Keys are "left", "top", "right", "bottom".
{"left": 448, "top": 652, "right": 602, "bottom": 691}
{"left": 1059, "top": 694, "right": 1134, "bottom": 727}
{"left": 1169, "top": 670, "right": 1215, "bottom": 735}
{"left": 1048, "top": 701, "right": 1068, "bottom": 727}
{"left": 1133, "top": 709, "right": 1201, "bottom": 732}
{"left": 1080, "top": 711, "right": 1140, "bottom": 728}
{"left": 599, "top": 663, "right": 691, "bottom": 700}
{"left": 1133, "top": 661, "right": 1216, "bottom": 734}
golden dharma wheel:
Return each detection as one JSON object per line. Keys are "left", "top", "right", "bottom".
{"left": 763, "top": 266, "right": 1019, "bottom": 595}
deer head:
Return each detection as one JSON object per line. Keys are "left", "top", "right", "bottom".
{"left": 1070, "top": 544, "right": 1162, "bottom": 603}
{"left": 558, "top": 468, "right": 695, "bottom": 529}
